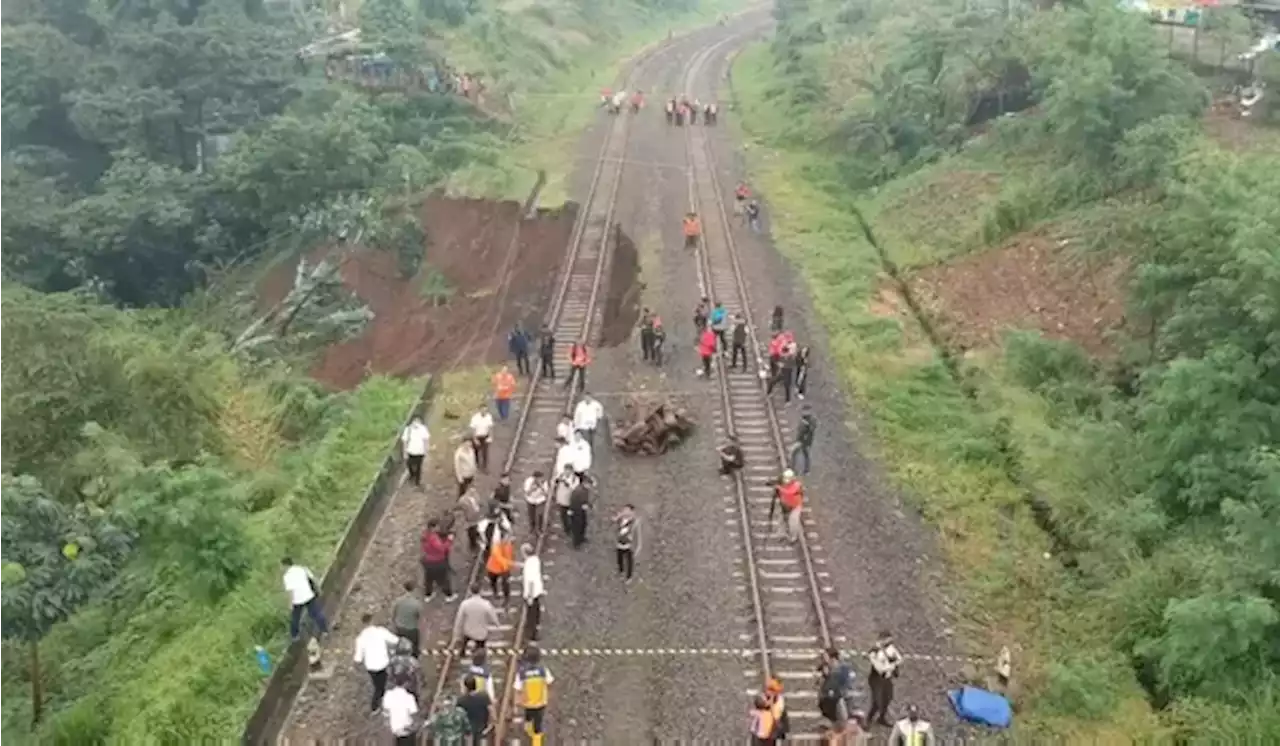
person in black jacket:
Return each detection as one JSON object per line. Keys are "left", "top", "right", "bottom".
{"left": 791, "top": 407, "right": 816, "bottom": 475}
{"left": 770, "top": 305, "right": 784, "bottom": 334}
{"left": 508, "top": 322, "right": 532, "bottom": 377}
{"left": 794, "top": 345, "right": 812, "bottom": 400}
{"left": 730, "top": 314, "right": 748, "bottom": 370}
{"left": 538, "top": 325, "right": 555, "bottom": 379}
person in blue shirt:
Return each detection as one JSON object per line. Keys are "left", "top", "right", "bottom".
{"left": 508, "top": 322, "right": 531, "bottom": 377}
{"left": 709, "top": 302, "right": 729, "bottom": 353}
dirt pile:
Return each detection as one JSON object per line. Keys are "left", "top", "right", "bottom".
{"left": 907, "top": 229, "right": 1127, "bottom": 356}
{"left": 258, "top": 196, "right": 577, "bottom": 389}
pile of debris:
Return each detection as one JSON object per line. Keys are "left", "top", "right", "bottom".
{"left": 613, "top": 395, "right": 696, "bottom": 455}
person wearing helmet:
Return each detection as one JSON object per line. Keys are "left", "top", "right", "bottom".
{"left": 765, "top": 678, "right": 790, "bottom": 740}
{"left": 770, "top": 469, "right": 805, "bottom": 542}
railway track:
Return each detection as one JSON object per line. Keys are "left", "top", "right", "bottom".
{"left": 680, "top": 37, "right": 847, "bottom": 737}
{"left": 422, "top": 51, "right": 645, "bottom": 744}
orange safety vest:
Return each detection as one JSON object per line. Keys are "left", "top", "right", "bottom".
{"left": 493, "top": 370, "right": 516, "bottom": 399}
{"left": 778, "top": 480, "right": 803, "bottom": 511}
{"left": 486, "top": 540, "right": 514, "bottom": 575}
{"left": 570, "top": 345, "right": 590, "bottom": 367}
{"left": 683, "top": 217, "right": 701, "bottom": 237}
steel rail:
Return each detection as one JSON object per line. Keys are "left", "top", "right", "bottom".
{"left": 679, "top": 35, "right": 835, "bottom": 695}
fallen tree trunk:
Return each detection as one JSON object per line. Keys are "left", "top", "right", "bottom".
{"left": 612, "top": 395, "right": 696, "bottom": 455}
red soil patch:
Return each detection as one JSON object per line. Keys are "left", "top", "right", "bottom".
{"left": 258, "top": 196, "right": 577, "bottom": 389}
{"left": 1204, "top": 97, "right": 1280, "bottom": 153}
{"left": 906, "top": 230, "right": 1127, "bottom": 356}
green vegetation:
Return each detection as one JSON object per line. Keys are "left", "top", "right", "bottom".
{"left": 2, "top": 0, "right": 723, "bottom": 740}
{"left": 735, "top": 0, "right": 1279, "bottom": 738}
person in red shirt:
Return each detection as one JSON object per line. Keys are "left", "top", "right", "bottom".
{"left": 698, "top": 327, "right": 718, "bottom": 378}
{"left": 735, "top": 182, "right": 751, "bottom": 221}
{"left": 421, "top": 519, "right": 456, "bottom": 601}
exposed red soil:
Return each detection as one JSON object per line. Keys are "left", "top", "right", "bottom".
{"left": 906, "top": 229, "right": 1128, "bottom": 356}
{"left": 1204, "top": 97, "right": 1280, "bottom": 153}
{"left": 258, "top": 196, "right": 577, "bottom": 389}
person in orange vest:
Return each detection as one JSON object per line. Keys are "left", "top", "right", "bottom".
{"left": 566, "top": 339, "right": 590, "bottom": 392}
{"left": 770, "top": 469, "right": 804, "bottom": 542}
{"left": 683, "top": 212, "right": 701, "bottom": 250}
{"left": 485, "top": 531, "right": 514, "bottom": 606}
{"left": 492, "top": 366, "right": 517, "bottom": 421}
{"left": 697, "top": 326, "right": 718, "bottom": 378}
{"left": 750, "top": 692, "right": 779, "bottom": 745}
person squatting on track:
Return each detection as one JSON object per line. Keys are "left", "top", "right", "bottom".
{"left": 454, "top": 583, "right": 500, "bottom": 656}
{"left": 868, "top": 630, "right": 904, "bottom": 727}
{"left": 454, "top": 437, "right": 477, "bottom": 497}
{"left": 614, "top": 503, "right": 642, "bottom": 583}
{"left": 400, "top": 414, "right": 430, "bottom": 488}
{"left": 492, "top": 365, "right": 517, "bottom": 421}
{"left": 390, "top": 580, "right": 423, "bottom": 657}
{"left": 522, "top": 543, "right": 545, "bottom": 641}
{"left": 469, "top": 406, "right": 494, "bottom": 472}
{"left": 353, "top": 612, "right": 399, "bottom": 713}
{"left": 718, "top": 434, "right": 745, "bottom": 476}
{"left": 770, "top": 469, "right": 805, "bottom": 543}
{"left": 516, "top": 646, "right": 555, "bottom": 746}
{"left": 421, "top": 519, "right": 457, "bottom": 601}
{"left": 508, "top": 321, "right": 532, "bottom": 377}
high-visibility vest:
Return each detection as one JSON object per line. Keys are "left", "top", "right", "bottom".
{"left": 493, "top": 371, "right": 516, "bottom": 399}
{"left": 778, "top": 480, "right": 803, "bottom": 511}
{"left": 486, "top": 540, "right": 513, "bottom": 575}
{"left": 683, "top": 218, "right": 701, "bottom": 237}
{"left": 518, "top": 664, "right": 551, "bottom": 708}
{"left": 570, "top": 345, "right": 590, "bottom": 367}
{"left": 752, "top": 708, "right": 777, "bottom": 738}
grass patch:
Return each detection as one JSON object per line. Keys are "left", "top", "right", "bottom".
{"left": 733, "top": 40, "right": 1163, "bottom": 739}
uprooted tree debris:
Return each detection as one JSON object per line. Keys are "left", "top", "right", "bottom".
{"left": 613, "top": 395, "right": 697, "bottom": 455}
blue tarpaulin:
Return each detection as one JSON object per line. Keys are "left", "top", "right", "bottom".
{"left": 947, "top": 686, "right": 1012, "bottom": 729}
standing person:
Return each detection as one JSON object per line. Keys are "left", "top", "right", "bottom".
{"left": 771, "top": 305, "right": 784, "bottom": 334}
{"left": 718, "top": 435, "right": 745, "bottom": 476}
{"left": 469, "top": 406, "right": 494, "bottom": 472}
{"left": 492, "top": 366, "right": 517, "bottom": 421}
{"left": 683, "top": 212, "right": 702, "bottom": 250}
{"left": 697, "top": 326, "right": 718, "bottom": 378}
{"left": 421, "top": 519, "right": 456, "bottom": 601}
{"left": 387, "top": 637, "right": 422, "bottom": 697}
{"left": 638, "top": 307, "right": 656, "bottom": 362}
{"left": 353, "top": 613, "right": 399, "bottom": 713}
{"left": 523, "top": 470, "right": 549, "bottom": 532}
{"left": 556, "top": 412, "right": 574, "bottom": 445}
{"left": 491, "top": 472, "right": 514, "bottom": 523}
{"left": 568, "top": 471, "right": 592, "bottom": 548}
{"left": 867, "top": 631, "right": 903, "bottom": 727}
{"left": 730, "top": 314, "right": 749, "bottom": 370}
{"left": 485, "top": 530, "right": 514, "bottom": 606}
{"left": 890, "top": 705, "right": 934, "bottom": 746}
{"left": 573, "top": 392, "right": 605, "bottom": 450}
{"left": 554, "top": 465, "right": 576, "bottom": 535}
{"left": 457, "top": 675, "right": 492, "bottom": 743}
{"left": 765, "top": 678, "right": 790, "bottom": 742}
{"left": 750, "top": 693, "right": 779, "bottom": 745}
{"left": 746, "top": 199, "right": 763, "bottom": 233}
{"left": 734, "top": 182, "right": 751, "bottom": 222}
{"left": 425, "top": 694, "right": 470, "bottom": 745}
{"left": 709, "top": 301, "right": 729, "bottom": 354}
{"left": 453, "top": 583, "right": 500, "bottom": 657}
{"left": 768, "top": 330, "right": 785, "bottom": 380}
{"left": 391, "top": 580, "right": 423, "bottom": 657}
{"left": 401, "top": 415, "right": 430, "bottom": 488}
{"left": 651, "top": 317, "right": 667, "bottom": 366}
{"left": 770, "top": 469, "right": 805, "bottom": 543}
{"left": 457, "top": 486, "right": 484, "bottom": 555}
{"left": 614, "top": 503, "right": 641, "bottom": 583}
{"left": 817, "top": 647, "right": 854, "bottom": 740}
{"left": 794, "top": 345, "right": 812, "bottom": 400}
{"left": 515, "top": 646, "right": 554, "bottom": 746}
{"left": 521, "top": 543, "right": 545, "bottom": 641}
{"left": 466, "top": 648, "right": 496, "bottom": 700}
{"left": 569, "top": 430, "right": 593, "bottom": 482}
{"left": 538, "top": 325, "right": 556, "bottom": 379}
{"left": 508, "top": 322, "right": 532, "bottom": 377}
{"left": 693, "top": 297, "right": 710, "bottom": 339}
{"left": 565, "top": 339, "right": 590, "bottom": 391}
{"left": 454, "top": 438, "right": 477, "bottom": 497}
{"left": 281, "top": 557, "right": 328, "bottom": 641}
{"left": 382, "top": 680, "right": 420, "bottom": 746}
{"left": 791, "top": 406, "right": 817, "bottom": 476}
{"left": 477, "top": 503, "right": 512, "bottom": 564}
{"left": 767, "top": 341, "right": 796, "bottom": 404}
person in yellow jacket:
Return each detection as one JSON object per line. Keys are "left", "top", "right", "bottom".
{"left": 515, "top": 646, "right": 554, "bottom": 746}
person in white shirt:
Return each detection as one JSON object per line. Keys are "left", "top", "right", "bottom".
{"left": 555, "top": 414, "right": 573, "bottom": 445}
{"left": 521, "top": 543, "right": 546, "bottom": 642}
{"left": 281, "top": 557, "right": 328, "bottom": 641}
{"left": 554, "top": 440, "right": 574, "bottom": 477}
{"left": 553, "top": 465, "right": 577, "bottom": 535}
{"left": 572, "top": 393, "right": 605, "bottom": 450}
{"left": 353, "top": 612, "right": 400, "bottom": 713}
{"left": 382, "top": 683, "right": 419, "bottom": 746}
{"left": 523, "top": 470, "right": 550, "bottom": 532}
{"left": 469, "top": 407, "right": 495, "bottom": 472}
{"left": 569, "top": 432, "right": 592, "bottom": 479}
{"left": 454, "top": 438, "right": 477, "bottom": 497}
{"left": 401, "top": 416, "right": 430, "bottom": 488}
{"left": 890, "top": 704, "right": 934, "bottom": 746}
{"left": 867, "top": 630, "right": 903, "bottom": 726}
